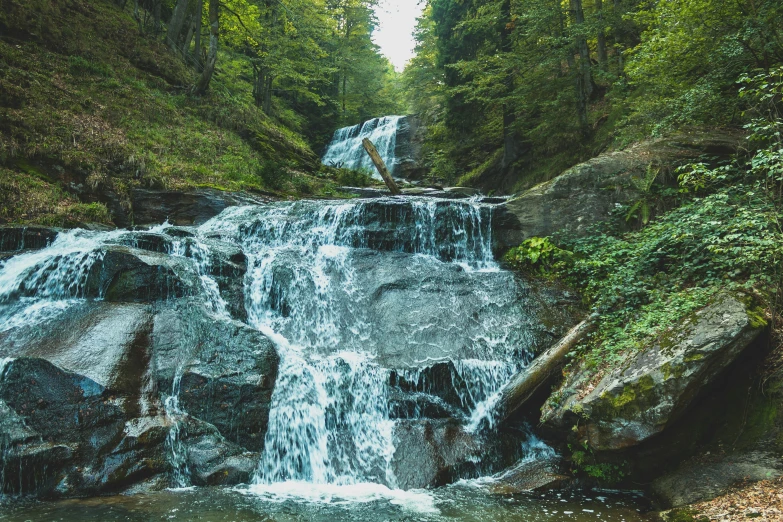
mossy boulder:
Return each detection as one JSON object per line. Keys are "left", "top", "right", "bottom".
{"left": 541, "top": 295, "right": 764, "bottom": 451}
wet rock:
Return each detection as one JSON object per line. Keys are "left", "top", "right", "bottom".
{"left": 1, "top": 442, "right": 76, "bottom": 496}
{"left": 83, "top": 416, "right": 171, "bottom": 493}
{"left": 541, "top": 295, "right": 764, "bottom": 451}
{"left": 118, "top": 188, "right": 268, "bottom": 228}
{"left": 0, "top": 299, "right": 279, "bottom": 497}
{"left": 110, "top": 232, "right": 174, "bottom": 254}
{"left": 0, "top": 358, "right": 126, "bottom": 496}
{"left": 0, "top": 226, "right": 60, "bottom": 253}
{"left": 180, "top": 418, "right": 260, "bottom": 486}
{"left": 491, "top": 455, "right": 568, "bottom": 493}
{"left": 0, "top": 302, "right": 154, "bottom": 391}
{"left": 651, "top": 452, "right": 782, "bottom": 508}
{"left": 86, "top": 246, "right": 196, "bottom": 302}
{"left": 392, "top": 419, "right": 481, "bottom": 489}
{"left": 493, "top": 130, "right": 744, "bottom": 251}
{"left": 387, "top": 388, "right": 461, "bottom": 419}
{"left": 394, "top": 114, "right": 427, "bottom": 180}
{"left": 152, "top": 302, "right": 278, "bottom": 452}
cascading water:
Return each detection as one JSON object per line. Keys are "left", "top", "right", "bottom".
{"left": 197, "top": 197, "right": 542, "bottom": 492}
{"left": 321, "top": 116, "right": 404, "bottom": 178}
{"left": 0, "top": 196, "right": 550, "bottom": 502}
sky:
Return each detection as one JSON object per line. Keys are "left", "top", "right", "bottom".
{"left": 373, "top": 0, "right": 425, "bottom": 71}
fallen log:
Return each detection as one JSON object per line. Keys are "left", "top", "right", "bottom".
{"left": 362, "top": 138, "right": 401, "bottom": 195}
{"left": 494, "top": 318, "right": 596, "bottom": 425}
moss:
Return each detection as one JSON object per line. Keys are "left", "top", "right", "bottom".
{"left": 746, "top": 306, "right": 768, "bottom": 329}
{"left": 662, "top": 508, "right": 708, "bottom": 522}
{"left": 599, "top": 374, "right": 656, "bottom": 416}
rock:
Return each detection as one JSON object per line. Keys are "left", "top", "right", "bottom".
{"left": 0, "top": 357, "right": 127, "bottom": 496}
{"left": 394, "top": 115, "right": 427, "bottom": 180}
{"left": 491, "top": 455, "right": 568, "bottom": 493}
{"left": 541, "top": 295, "right": 764, "bottom": 451}
{"left": 387, "top": 388, "right": 461, "bottom": 419}
{"left": 110, "top": 232, "right": 174, "bottom": 254}
{"left": 493, "top": 130, "right": 744, "bottom": 251}
{"left": 86, "top": 246, "right": 197, "bottom": 302}
{"left": 179, "top": 418, "right": 260, "bottom": 486}
{"left": 0, "top": 226, "right": 60, "bottom": 253}
{"left": 118, "top": 188, "right": 269, "bottom": 228}
{"left": 0, "top": 298, "right": 279, "bottom": 498}
{"left": 0, "top": 302, "right": 153, "bottom": 392}
{"left": 391, "top": 419, "right": 481, "bottom": 489}
{"left": 651, "top": 452, "right": 782, "bottom": 508}
{"left": 444, "top": 187, "right": 481, "bottom": 197}
{"left": 151, "top": 302, "right": 278, "bottom": 452}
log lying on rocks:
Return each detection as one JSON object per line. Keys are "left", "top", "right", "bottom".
{"left": 494, "top": 319, "right": 595, "bottom": 425}
{"left": 362, "top": 138, "right": 401, "bottom": 195}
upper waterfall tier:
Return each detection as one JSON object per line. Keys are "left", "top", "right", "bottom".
{"left": 322, "top": 116, "right": 405, "bottom": 178}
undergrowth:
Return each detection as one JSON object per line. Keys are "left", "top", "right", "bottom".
{"left": 506, "top": 67, "right": 783, "bottom": 376}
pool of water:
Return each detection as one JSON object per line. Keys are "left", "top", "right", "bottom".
{"left": 1, "top": 482, "right": 654, "bottom": 522}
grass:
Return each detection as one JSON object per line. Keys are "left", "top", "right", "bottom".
{"left": 0, "top": 0, "right": 345, "bottom": 226}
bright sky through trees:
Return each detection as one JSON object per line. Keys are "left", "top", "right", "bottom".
{"left": 373, "top": 0, "right": 424, "bottom": 71}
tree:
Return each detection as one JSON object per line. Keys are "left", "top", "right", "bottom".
{"left": 193, "top": 0, "right": 219, "bottom": 95}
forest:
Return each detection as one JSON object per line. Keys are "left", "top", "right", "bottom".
{"left": 2, "top": 0, "right": 783, "bottom": 519}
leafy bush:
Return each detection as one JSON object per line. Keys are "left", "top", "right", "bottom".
{"left": 335, "top": 168, "right": 375, "bottom": 187}
{"left": 512, "top": 69, "right": 783, "bottom": 370}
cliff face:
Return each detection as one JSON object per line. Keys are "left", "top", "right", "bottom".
{"left": 394, "top": 115, "right": 428, "bottom": 180}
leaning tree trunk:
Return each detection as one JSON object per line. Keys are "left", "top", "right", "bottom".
{"left": 193, "top": 0, "right": 218, "bottom": 96}
{"left": 492, "top": 319, "right": 596, "bottom": 426}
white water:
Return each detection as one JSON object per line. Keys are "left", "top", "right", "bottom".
{"left": 322, "top": 116, "right": 404, "bottom": 178}
{"left": 0, "top": 197, "right": 553, "bottom": 503}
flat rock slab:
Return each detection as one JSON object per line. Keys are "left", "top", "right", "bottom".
{"left": 652, "top": 452, "right": 783, "bottom": 508}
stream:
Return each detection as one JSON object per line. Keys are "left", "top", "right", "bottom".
{"left": 0, "top": 197, "right": 654, "bottom": 520}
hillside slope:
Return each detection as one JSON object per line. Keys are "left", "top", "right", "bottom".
{"left": 0, "top": 0, "right": 339, "bottom": 227}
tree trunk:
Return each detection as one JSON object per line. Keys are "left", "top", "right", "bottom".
{"left": 596, "top": 0, "right": 608, "bottom": 69}
{"left": 167, "top": 0, "right": 191, "bottom": 51}
{"left": 263, "top": 74, "right": 273, "bottom": 114}
{"left": 193, "top": 0, "right": 203, "bottom": 68}
{"left": 492, "top": 319, "right": 595, "bottom": 426}
{"left": 193, "top": 0, "right": 218, "bottom": 95}
{"left": 182, "top": 14, "right": 196, "bottom": 60}
{"left": 362, "top": 139, "right": 401, "bottom": 195}
{"left": 500, "top": 0, "right": 517, "bottom": 168}
{"left": 570, "top": 0, "right": 592, "bottom": 131}
{"left": 152, "top": 0, "right": 162, "bottom": 35}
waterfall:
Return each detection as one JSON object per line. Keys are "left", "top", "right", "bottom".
{"left": 321, "top": 116, "right": 404, "bottom": 178}
{"left": 200, "top": 197, "right": 537, "bottom": 489}
{"left": 0, "top": 196, "right": 547, "bottom": 497}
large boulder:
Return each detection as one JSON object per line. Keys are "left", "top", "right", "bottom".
{"left": 541, "top": 295, "right": 764, "bottom": 451}
{"left": 493, "top": 130, "right": 743, "bottom": 251}
{"left": 151, "top": 302, "right": 279, "bottom": 452}
{"left": 0, "top": 299, "right": 279, "bottom": 498}
{"left": 391, "top": 419, "right": 481, "bottom": 489}
{"left": 393, "top": 115, "right": 427, "bottom": 180}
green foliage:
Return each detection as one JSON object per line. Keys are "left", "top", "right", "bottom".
{"left": 504, "top": 237, "right": 572, "bottom": 277}
{"left": 512, "top": 69, "right": 783, "bottom": 371}
{"left": 568, "top": 441, "right": 626, "bottom": 483}
{"left": 334, "top": 168, "right": 375, "bottom": 188}
{"left": 405, "top": 0, "right": 783, "bottom": 189}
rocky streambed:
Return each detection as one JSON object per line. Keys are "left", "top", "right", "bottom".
{"left": 1, "top": 132, "right": 781, "bottom": 519}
